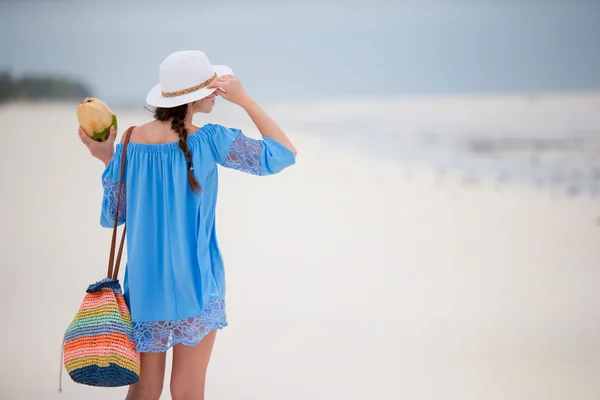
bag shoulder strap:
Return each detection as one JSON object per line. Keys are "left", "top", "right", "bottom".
{"left": 107, "top": 126, "right": 135, "bottom": 280}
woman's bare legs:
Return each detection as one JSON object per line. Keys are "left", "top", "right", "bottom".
{"left": 170, "top": 330, "right": 218, "bottom": 400}
{"left": 125, "top": 352, "right": 167, "bottom": 400}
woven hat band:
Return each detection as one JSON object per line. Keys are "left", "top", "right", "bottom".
{"left": 161, "top": 73, "right": 218, "bottom": 98}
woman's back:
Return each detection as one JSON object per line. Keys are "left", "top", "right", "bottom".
{"left": 77, "top": 50, "right": 297, "bottom": 399}
{"left": 100, "top": 122, "right": 295, "bottom": 352}
{"left": 126, "top": 120, "right": 201, "bottom": 146}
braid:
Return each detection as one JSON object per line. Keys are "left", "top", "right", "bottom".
{"left": 153, "top": 104, "right": 201, "bottom": 193}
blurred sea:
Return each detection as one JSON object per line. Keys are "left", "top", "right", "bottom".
{"left": 265, "top": 93, "right": 600, "bottom": 199}
{"left": 5, "top": 91, "right": 599, "bottom": 199}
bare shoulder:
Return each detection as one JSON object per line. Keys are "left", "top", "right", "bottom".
{"left": 120, "top": 127, "right": 132, "bottom": 144}
{"left": 119, "top": 124, "right": 141, "bottom": 144}
{"left": 120, "top": 121, "right": 172, "bottom": 144}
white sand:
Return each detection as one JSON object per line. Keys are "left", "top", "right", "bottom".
{"left": 0, "top": 97, "right": 599, "bottom": 399}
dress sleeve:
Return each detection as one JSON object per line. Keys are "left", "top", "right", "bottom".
{"left": 204, "top": 123, "right": 296, "bottom": 176}
{"left": 100, "top": 146, "right": 127, "bottom": 228}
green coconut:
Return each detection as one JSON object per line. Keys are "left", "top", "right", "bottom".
{"left": 89, "top": 114, "right": 118, "bottom": 142}
{"left": 77, "top": 97, "right": 118, "bottom": 142}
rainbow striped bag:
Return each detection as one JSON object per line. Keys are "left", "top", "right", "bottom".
{"left": 60, "top": 127, "right": 140, "bottom": 391}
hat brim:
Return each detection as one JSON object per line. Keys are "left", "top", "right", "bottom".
{"left": 146, "top": 65, "right": 233, "bottom": 108}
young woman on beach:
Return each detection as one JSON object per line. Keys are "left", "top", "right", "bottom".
{"left": 77, "top": 50, "right": 297, "bottom": 400}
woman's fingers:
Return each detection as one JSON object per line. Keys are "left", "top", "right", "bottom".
{"left": 207, "top": 79, "right": 228, "bottom": 89}
{"left": 209, "top": 75, "right": 236, "bottom": 86}
{"left": 78, "top": 126, "right": 116, "bottom": 146}
{"left": 78, "top": 127, "right": 93, "bottom": 146}
{"left": 107, "top": 126, "right": 116, "bottom": 143}
{"left": 78, "top": 126, "right": 87, "bottom": 141}
{"left": 209, "top": 76, "right": 247, "bottom": 106}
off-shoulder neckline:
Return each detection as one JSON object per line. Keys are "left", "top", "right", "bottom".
{"left": 114, "top": 123, "right": 217, "bottom": 153}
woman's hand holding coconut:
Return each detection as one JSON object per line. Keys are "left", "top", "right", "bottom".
{"left": 76, "top": 97, "right": 119, "bottom": 167}
{"left": 78, "top": 125, "right": 116, "bottom": 167}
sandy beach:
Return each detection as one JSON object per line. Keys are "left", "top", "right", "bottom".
{"left": 1, "top": 96, "right": 599, "bottom": 399}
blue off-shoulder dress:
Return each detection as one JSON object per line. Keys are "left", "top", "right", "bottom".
{"left": 100, "top": 123, "right": 296, "bottom": 352}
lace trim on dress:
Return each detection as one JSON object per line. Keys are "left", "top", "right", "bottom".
{"left": 102, "top": 177, "right": 126, "bottom": 224}
{"left": 132, "top": 298, "right": 228, "bottom": 353}
{"left": 223, "top": 133, "right": 263, "bottom": 175}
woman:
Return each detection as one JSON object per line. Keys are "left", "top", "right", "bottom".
{"left": 78, "top": 50, "right": 297, "bottom": 400}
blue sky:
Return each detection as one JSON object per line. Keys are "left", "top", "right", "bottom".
{"left": 1, "top": 0, "right": 600, "bottom": 104}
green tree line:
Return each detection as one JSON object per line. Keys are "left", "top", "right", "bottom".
{"left": 0, "top": 71, "right": 93, "bottom": 103}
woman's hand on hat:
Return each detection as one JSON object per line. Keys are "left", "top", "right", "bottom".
{"left": 207, "top": 75, "right": 252, "bottom": 108}
{"left": 78, "top": 125, "right": 116, "bottom": 167}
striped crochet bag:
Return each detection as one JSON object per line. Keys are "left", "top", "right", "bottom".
{"left": 60, "top": 127, "right": 140, "bottom": 391}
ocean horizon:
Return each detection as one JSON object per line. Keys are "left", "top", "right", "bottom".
{"left": 3, "top": 90, "right": 600, "bottom": 199}
{"left": 272, "top": 92, "right": 600, "bottom": 199}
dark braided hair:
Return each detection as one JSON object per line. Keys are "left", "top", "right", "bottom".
{"left": 153, "top": 104, "right": 201, "bottom": 192}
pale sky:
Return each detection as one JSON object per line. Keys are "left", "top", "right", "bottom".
{"left": 1, "top": 0, "right": 600, "bottom": 105}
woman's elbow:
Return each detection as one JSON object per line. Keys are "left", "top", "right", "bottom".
{"left": 281, "top": 135, "right": 297, "bottom": 156}
{"left": 286, "top": 143, "right": 297, "bottom": 156}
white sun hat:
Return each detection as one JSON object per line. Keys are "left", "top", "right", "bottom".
{"left": 146, "top": 50, "right": 233, "bottom": 108}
